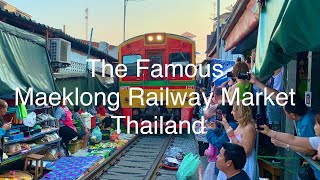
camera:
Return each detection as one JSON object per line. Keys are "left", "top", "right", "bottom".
{"left": 238, "top": 72, "right": 251, "bottom": 80}
{"left": 226, "top": 71, "right": 233, "bottom": 77}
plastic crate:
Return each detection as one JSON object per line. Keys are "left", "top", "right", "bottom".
{"left": 8, "top": 132, "right": 24, "bottom": 141}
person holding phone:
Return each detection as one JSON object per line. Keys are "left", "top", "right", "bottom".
{"left": 0, "top": 99, "right": 11, "bottom": 138}
{"left": 228, "top": 62, "right": 252, "bottom": 101}
{"left": 217, "top": 103, "right": 257, "bottom": 180}
{"left": 0, "top": 99, "right": 11, "bottom": 162}
{"left": 257, "top": 113, "right": 320, "bottom": 179}
{"left": 206, "top": 103, "right": 238, "bottom": 175}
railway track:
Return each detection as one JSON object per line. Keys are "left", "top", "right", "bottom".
{"left": 81, "top": 134, "right": 173, "bottom": 180}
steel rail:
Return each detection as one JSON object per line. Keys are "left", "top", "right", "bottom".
{"left": 80, "top": 134, "right": 140, "bottom": 180}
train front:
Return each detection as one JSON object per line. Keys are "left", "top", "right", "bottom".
{"left": 118, "top": 33, "right": 196, "bottom": 129}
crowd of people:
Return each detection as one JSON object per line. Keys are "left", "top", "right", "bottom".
{"left": 197, "top": 57, "right": 320, "bottom": 179}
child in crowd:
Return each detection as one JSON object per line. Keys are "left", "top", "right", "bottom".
{"left": 203, "top": 124, "right": 218, "bottom": 180}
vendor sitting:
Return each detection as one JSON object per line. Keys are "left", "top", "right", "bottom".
{"left": 0, "top": 99, "right": 11, "bottom": 139}
{"left": 101, "top": 116, "right": 115, "bottom": 130}
{"left": 73, "top": 106, "right": 91, "bottom": 150}
{"left": 96, "top": 101, "right": 110, "bottom": 122}
{"left": 55, "top": 99, "right": 78, "bottom": 156}
{"left": 0, "top": 99, "right": 11, "bottom": 162}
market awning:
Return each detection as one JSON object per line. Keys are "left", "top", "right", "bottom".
{"left": 254, "top": 0, "right": 320, "bottom": 81}
{"left": 224, "top": 0, "right": 259, "bottom": 52}
{"left": 231, "top": 28, "right": 258, "bottom": 54}
{"left": 0, "top": 21, "right": 56, "bottom": 97}
{"left": 272, "top": 0, "right": 320, "bottom": 55}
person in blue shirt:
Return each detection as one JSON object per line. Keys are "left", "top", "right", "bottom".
{"left": 206, "top": 103, "right": 238, "bottom": 175}
{"left": 0, "top": 99, "right": 12, "bottom": 162}
{"left": 284, "top": 96, "right": 316, "bottom": 137}
{"left": 0, "top": 99, "right": 11, "bottom": 138}
{"left": 250, "top": 74, "right": 319, "bottom": 178}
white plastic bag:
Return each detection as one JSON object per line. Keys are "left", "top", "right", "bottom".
{"left": 23, "top": 112, "right": 36, "bottom": 127}
{"left": 80, "top": 112, "right": 92, "bottom": 129}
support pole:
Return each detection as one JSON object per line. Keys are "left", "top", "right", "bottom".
{"left": 216, "top": 0, "right": 220, "bottom": 58}
{"left": 123, "top": 0, "right": 128, "bottom": 41}
{"left": 86, "top": 28, "right": 94, "bottom": 79}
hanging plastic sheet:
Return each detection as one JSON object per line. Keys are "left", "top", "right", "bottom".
{"left": 209, "top": 59, "right": 236, "bottom": 87}
{"left": 0, "top": 21, "right": 56, "bottom": 97}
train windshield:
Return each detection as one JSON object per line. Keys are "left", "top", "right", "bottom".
{"left": 123, "top": 54, "right": 142, "bottom": 76}
{"left": 169, "top": 52, "right": 191, "bottom": 75}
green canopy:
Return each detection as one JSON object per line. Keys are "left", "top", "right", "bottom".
{"left": 55, "top": 73, "right": 116, "bottom": 108}
{"left": 254, "top": 0, "right": 289, "bottom": 81}
{"left": 0, "top": 21, "right": 56, "bottom": 97}
{"left": 272, "top": 0, "right": 320, "bottom": 55}
{"left": 254, "top": 0, "right": 320, "bottom": 81}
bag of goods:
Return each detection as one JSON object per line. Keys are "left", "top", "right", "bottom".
{"left": 162, "top": 157, "right": 181, "bottom": 170}
{"left": 176, "top": 153, "right": 200, "bottom": 180}
{"left": 110, "top": 132, "right": 119, "bottom": 141}
{"left": 80, "top": 112, "right": 92, "bottom": 129}
{"left": 20, "top": 144, "right": 31, "bottom": 150}
{"left": 90, "top": 127, "right": 102, "bottom": 143}
{"left": 5, "top": 144, "right": 17, "bottom": 153}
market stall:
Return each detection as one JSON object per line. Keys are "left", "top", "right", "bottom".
{"left": 0, "top": 21, "right": 61, "bottom": 178}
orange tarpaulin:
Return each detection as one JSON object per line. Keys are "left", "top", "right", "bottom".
{"left": 225, "top": 0, "right": 259, "bottom": 52}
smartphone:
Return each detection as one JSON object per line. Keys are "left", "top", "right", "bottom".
{"left": 216, "top": 109, "right": 222, "bottom": 121}
{"left": 255, "top": 114, "right": 264, "bottom": 130}
{"left": 7, "top": 117, "right": 13, "bottom": 124}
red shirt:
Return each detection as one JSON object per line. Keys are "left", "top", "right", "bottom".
{"left": 97, "top": 106, "right": 107, "bottom": 116}
{"left": 79, "top": 109, "right": 84, "bottom": 114}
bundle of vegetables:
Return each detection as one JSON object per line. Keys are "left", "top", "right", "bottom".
{"left": 86, "top": 148, "right": 114, "bottom": 158}
{"left": 88, "top": 142, "right": 118, "bottom": 152}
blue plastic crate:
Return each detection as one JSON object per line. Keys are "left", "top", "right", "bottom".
{"left": 4, "top": 129, "right": 20, "bottom": 136}
{"left": 8, "top": 132, "right": 24, "bottom": 141}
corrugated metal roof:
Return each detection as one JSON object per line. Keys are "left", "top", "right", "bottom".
{"left": 181, "top": 32, "right": 196, "bottom": 38}
{"left": 0, "top": 6, "right": 118, "bottom": 63}
{"left": 53, "top": 73, "right": 86, "bottom": 79}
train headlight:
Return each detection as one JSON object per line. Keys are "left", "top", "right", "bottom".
{"left": 145, "top": 33, "right": 165, "bottom": 44}
{"left": 147, "top": 36, "right": 153, "bottom": 41}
